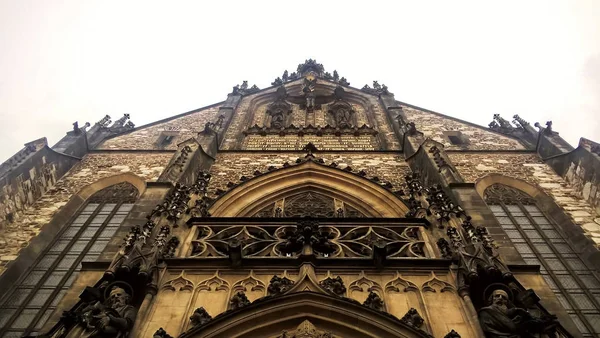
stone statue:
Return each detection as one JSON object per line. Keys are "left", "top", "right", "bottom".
{"left": 271, "top": 109, "right": 285, "bottom": 129}
{"left": 66, "top": 286, "right": 136, "bottom": 338}
{"left": 335, "top": 107, "right": 352, "bottom": 128}
{"left": 478, "top": 287, "right": 554, "bottom": 338}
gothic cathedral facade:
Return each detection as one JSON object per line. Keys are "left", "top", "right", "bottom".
{"left": 1, "top": 60, "right": 600, "bottom": 337}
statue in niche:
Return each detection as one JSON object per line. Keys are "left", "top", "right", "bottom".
{"left": 266, "top": 90, "right": 291, "bottom": 129}
{"left": 271, "top": 109, "right": 285, "bottom": 128}
{"left": 328, "top": 100, "right": 355, "bottom": 129}
{"left": 65, "top": 285, "right": 136, "bottom": 338}
{"left": 303, "top": 77, "right": 317, "bottom": 110}
{"left": 478, "top": 286, "right": 556, "bottom": 338}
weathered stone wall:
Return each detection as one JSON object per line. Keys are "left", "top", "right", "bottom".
{"left": 0, "top": 152, "right": 172, "bottom": 273}
{"left": 449, "top": 153, "right": 600, "bottom": 244}
{"left": 402, "top": 106, "right": 526, "bottom": 150}
{"left": 97, "top": 105, "right": 222, "bottom": 150}
{"left": 207, "top": 152, "right": 410, "bottom": 199}
{"left": 0, "top": 146, "right": 79, "bottom": 230}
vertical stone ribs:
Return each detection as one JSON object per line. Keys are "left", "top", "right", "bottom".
{"left": 105, "top": 170, "right": 212, "bottom": 292}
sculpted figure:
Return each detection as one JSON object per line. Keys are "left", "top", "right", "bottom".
{"left": 271, "top": 109, "right": 285, "bottom": 129}
{"left": 66, "top": 286, "right": 136, "bottom": 338}
{"left": 478, "top": 288, "right": 553, "bottom": 338}
{"left": 335, "top": 107, "right": 352, "bottom": 128}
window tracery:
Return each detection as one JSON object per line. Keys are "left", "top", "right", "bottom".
{"left": 190, "top": 222, "right": 427, "bottom": 259}
{"left": 484, "top": 183, "right": 600, "bottom": 336}
{"left": 250, "top": 191, "right": 366, "bottom": 218}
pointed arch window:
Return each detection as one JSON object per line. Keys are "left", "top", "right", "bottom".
{"left": 252, "top": 191, "right": 365, "bottom": 218}
{"left": 484, "top": 183, "right": 600, "bottom": 336}
{"left": 0, "top": 182, "right": 139, "bottom": 337}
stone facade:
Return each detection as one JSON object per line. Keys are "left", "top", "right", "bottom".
{"left": 97, "top": 105, "right": 222, "bottom": 150}
{"left": 0, "top": 59, "right": 596, "bottom": 338}
{"left": 222, "top": 80, "right": 400, "bottom": 151}
{"left": 208, "top": 152, "right": 409, "bottom": 199}
{"left": 0, "top": 152, "right": 171, "bottom": 272}
{"left": 402, "top": 106, "right": 526, "bottom": 150}
{"left": 449, "top": 152, "right": 600, "bottom": 243}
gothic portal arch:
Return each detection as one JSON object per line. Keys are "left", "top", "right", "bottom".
{"left": 209, "top": 160, "right": 409, "bottom": 217}
{"left": 180, "top": 291, "right": 431, "bottom": 338}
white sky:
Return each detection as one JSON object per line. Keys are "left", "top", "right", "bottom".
{"left": 1, "top": 1, "right": 599, "bottom": 162}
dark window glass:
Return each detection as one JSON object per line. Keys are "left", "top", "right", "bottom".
{"left": 0, "top": 201, "right": 133, "bottom": 335}
{"left": 485, "top": 184, "right": 600, "bottom": 336}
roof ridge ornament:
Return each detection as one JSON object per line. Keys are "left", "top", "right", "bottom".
{"left": 272, "top": 59, "right": 350, "bottom": 86}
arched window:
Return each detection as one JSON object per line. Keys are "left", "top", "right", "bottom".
{"left": 484, "top": 183, "right": 600, "bottom": 336}
{"left": 252, "top": 191, "right": 366, "bottom": 218}
{"left": 0, "top": 182, "right": 139, "bottom": 337}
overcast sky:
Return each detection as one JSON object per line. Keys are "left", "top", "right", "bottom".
{"left": 0, "top": 1, "right": 599, "bottom": 162}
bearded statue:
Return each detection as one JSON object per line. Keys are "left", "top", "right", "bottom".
{"left": 478, "top": 286, "right": 555, "bottom": 338}
{"left": 65, "top": 285, "right": 137, "bottom": 338}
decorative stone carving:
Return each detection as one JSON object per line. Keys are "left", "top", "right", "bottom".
{"left": 97, "top": 114, "right": 111, "bottom": 127}
{"left": 268, "top": 275, "right": 295, "bottom": 296}
{"left": 242, "top": 123, "right": 377, "bottom": 137}
{"left": 400, "top": 308, "right": 425, "bottom": 329}
{"left": 385, "top": 272, "right": 419, "bottom": 293}
{"left": 444, "top": 329, "right": 461, "bottom": 338}
{"left": 478, "top": 285, "right": 558, "bottom": 338}
{"left": 328, "top": 99, "right": 355, "bottom": 128}
{"left": 277, "top": 319, "right": 334, "bottom": 338}
{"left": 361, "top": 81, "right": 391, "bottom": 96}
{"left": 197, "top": 271, "right": 230, "bottom": 292}
{"left": 65, "top": 283, "right": 136, "bottom": 338}
{"left": 319, "top": 275, "right": 346, "bottom": 297}
{"left": 229, "top": 291, "right": 251, "bottom": 310}
{"left": 280, "top": 219, "right": 336, "bottom": 256}
{"left": 232, "top": 81, "right": 260, "bottom": 95}
{"left": 189, "top": 307, "right": 212, "bottom": 327}
{"left": 161, "top": 271, "right": 194, "bottom": 292}
{"left": 488, "top": 113, "right": 515, "bottom": 134}
{"left": 297, "top": 58, "right": 325, "bottom": 77}
{"left": 363, "top": 291, "right": 385, "bottom": 311}
{"left": 303, "top": 77, "right": 317, "bottom": 111}
{"left": 484, "top": 184, "right": 536, "bottom": 205}
{"left": 153, "top": 328, "right": 173, "bottom": 338}
{"left": 266, "top": 93, "right": 292, "bottom": 129}
{"left": 512, "top": 114, "right": 529, "bottom": 128}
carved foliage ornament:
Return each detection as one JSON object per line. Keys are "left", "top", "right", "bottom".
{"left": 268, "top": 275, "right": 296, "bottom": 296}
{"left": 277, "top": 319, "right": 335, "bottom": 338}
{"left": 189, "top": 307, "right": 213, "bottom": 328}
{"left": 229, "top": 291, "right": 251, "bottom": 311}
{"left": 319, "top": 275, "right": 346, "bottom": 297}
